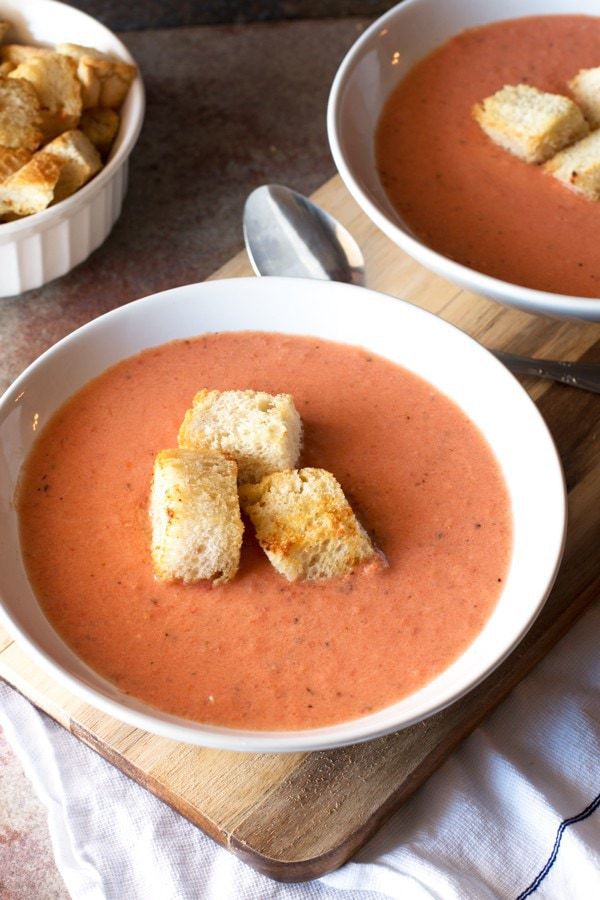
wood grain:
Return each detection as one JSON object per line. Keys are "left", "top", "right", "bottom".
{"left": 1, "top": 174, "right": 599, "bottom": 881}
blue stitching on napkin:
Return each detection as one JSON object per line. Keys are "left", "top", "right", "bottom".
{"left": 516, "top": 790, "right": 600, "bottom": 898}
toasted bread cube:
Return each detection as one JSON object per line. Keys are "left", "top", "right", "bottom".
{"left": 9, "top": 53, "right": 82, "bottom": 138}
{"left": 0, "top": 77, "right": 42, "bottom": 150}
{"left": 544, "top": 129, "right": 600, "bottom": 201}
{"left": 150, "top": 449, "right": 243, "bottom": 585}
{"left": 79, "top": 107, "right": 119, "bottom": 157}
{"left": 57, "top": 44, "right": 106, "bottom": 107}
{"left": 82, "top": 57, "right": 136, "bottom": 109}
{"left": 473, "top": 84, "right": 589, "bottom": 164}
{"left": 56, "top": 43, "right": 106, "bottom": 62}
{"left": 568, "top": 67, "right": 600, "bottom": 128}
{"left": 0, "top": 44, "right": 52, "bottom": 66}
{"left": 0, "top": 61, "right": 14, "bottom": 75}
{"left": 0, "top": 150, "right": 63, "bottom": 216}
{"left": 58, "top": 44, "right": 136, "bottom": 109}
{"left": 240, "top": 468, "right": 376, "bottom": 581}
{"left": 44, "top": 129, "right": 102, "bottom": 202}
{"left": 0, "top": 147, "right": 31, "bottom": 184}
{"left": 178, "top": 389, "right": 302, "bottom": 485}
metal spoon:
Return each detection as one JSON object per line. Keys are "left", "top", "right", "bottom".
{"left": 244, "top": 184, "right": 364, "bottom": 285}
{"left": 243, "top": 185, "right": 600, "bottom": 394}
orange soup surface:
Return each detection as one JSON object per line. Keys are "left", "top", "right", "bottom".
{"left": 377, "top": 15, "right": 600, "bottom": 297}
{"left": 18, "top": 333, "right": 511, "bottom": 730}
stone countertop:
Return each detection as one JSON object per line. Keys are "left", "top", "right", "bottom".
{"left": 0, "top": 17, "right": 367, "bottom": 898}
{"left": 0, "top": 17, "right": 368, "bottom": 395}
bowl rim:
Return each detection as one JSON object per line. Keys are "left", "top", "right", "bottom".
{"left": 0, "top": 276, "right": 567, "bottom": 752}
{"left": 0, "top": 0, "right": 145, "bottom": 239}
{"left": 326, "top": 0, "right": 600, "bottom": 319}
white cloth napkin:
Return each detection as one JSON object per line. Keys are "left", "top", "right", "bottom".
{"left": 1, "top": 600, "right": 599, "bottom": 900}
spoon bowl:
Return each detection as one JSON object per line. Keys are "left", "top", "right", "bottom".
{"left": 244, "top": 185, "right": 365, "bottom": 286}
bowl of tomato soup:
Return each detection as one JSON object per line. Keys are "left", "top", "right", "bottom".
{"left": 0, "top": 277, "right": 565, "bottom": 751}
{"left": 328, "top": 0, "right": 600, "bottom": 320}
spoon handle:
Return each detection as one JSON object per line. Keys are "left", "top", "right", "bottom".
{"left": 494, "top": 351, "right": 600, "bottom": 394}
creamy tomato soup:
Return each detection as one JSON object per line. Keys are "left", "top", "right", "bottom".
{"left": 377, "top": 15, "right": 600, "bottom": 297}
{"left": 18, "top": 333, "right": 511, "bottom": 730}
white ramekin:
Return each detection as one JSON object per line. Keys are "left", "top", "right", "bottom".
{"left": 0, "top": 0, "right": 144, "bottom": 297}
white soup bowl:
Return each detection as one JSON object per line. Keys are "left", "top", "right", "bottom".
{"left": 0, "top": 277, "right": 566, "bottom": 751}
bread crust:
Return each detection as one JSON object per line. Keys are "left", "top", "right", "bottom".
{"left": 0, "top": 150, "right": 63, "bottom": 216}
{"left": 0, "top": 146, "right": 31, "bottom": 184}
{"left": 44, "top": 128, "right": 101, "bottom": 202}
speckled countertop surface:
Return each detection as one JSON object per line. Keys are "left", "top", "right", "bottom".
{"left": 0, "top": 17, "right": 368, "bottom": 898}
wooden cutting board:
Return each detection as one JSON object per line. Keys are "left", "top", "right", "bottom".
{"left": 1, "top": 175, "right": 600, "bottom": 882}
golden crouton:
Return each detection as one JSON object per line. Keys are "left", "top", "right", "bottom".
{"left": 79, "top": 107, "right": 119, "bottom": 157}
{"left": 568, "top": 67, "right": 600, "bottom": 128}
{"left": 0, "top": 77, "right": 42, "bottom": 150}
{"left": 178, "top": 389, "right": 302, "bottom": 485}
{"left": 150, "top": 449, "right": 243, "bottom": 585}
{"left": 0, "top": 43, "right": 52, "bottom": 66}
{"left": 56, "top": 43, "right": 106, "bottom": 62}
{"left": 9, "top": 53, "right": 82, "bottom": 138}
{"left": 0, "top": 147, "right": 31, "bottom": 184}
{"left": 57, "top": 44, "right": 136, "bottom": 109}
{"left": 473, "top": 84, "right": 589, "bottom": 163}
{"left": 0, "top": 61, "right": 14, "bottom": 75}
{"left": 44, "top": 129, "right": 101, "bottom": 202}
{"left": 0, "top": 151, "right": 64, "bottom": 216}
{"left": 544, "top": 129, "right": 600, "bottom": 201}
{"left": 81, "top": 57, "right": 136, "bottom": 109}
{"left": 240, "top": 468, "right": 377, "bottom": 581}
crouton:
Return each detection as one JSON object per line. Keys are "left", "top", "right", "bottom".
{"left": 83, "top": 57, "right": 136, "bottom": 109}
{"left": 56, "top": 43, "right": 106, "bottom": 62}
{"left": 57, "top": 44, "right": 136, "bottom": 109}
{"left": 568, "top": 67, "right": 600, "bottom": 128}
{"left": 240, "top": 467, "right": 377, "bottom": 581}
{"left": 9, "top": 53, "right": 82, "bottom": 138}
{"left": 0, "top": 61, "right": 14, "bottom": 75}
{"left": 0, "top": 43, "right": 52, "bottom": 66}
{"left": 178, "top": 389, "right": 302, "bottom": 485}
{"left": 0, "top": 151, "right": 64, "bottom": 216}
{"left": 43, "top": 129, "right": 101, "bottom": 202}
{"left": 473, "top": 84, "right": 589, "bottom": 163}
{"left": 79, "top": 107, "right": 119, "bottom": 157}
{"left": 0, "top": 77, "right": 42, "bottom": 150}
{"left": 0, "top": 147, "right": 31, "bottom": 183}
{"left": 544, "top": 129, "right": 600, "bottom": 201}
{"left": 150, "top": 449, "right": 243, "bottom": 585}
